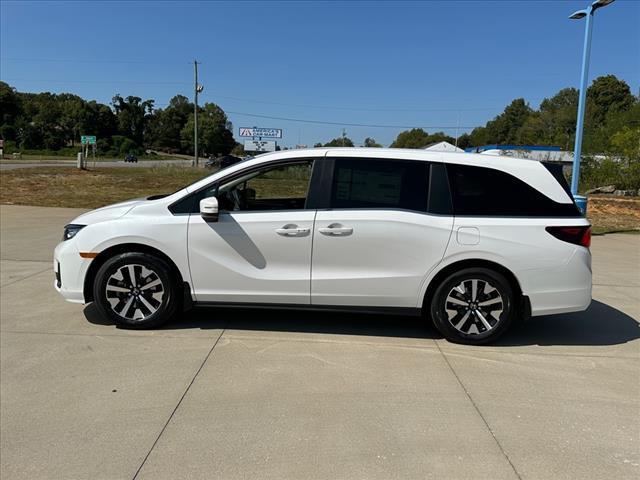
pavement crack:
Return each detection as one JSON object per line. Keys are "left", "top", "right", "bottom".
{"left": 131, "top": 325, "right": 227, "bottom": 480}
{"left": 1, "top": 258, "right": 51, "bottom": 263}
{"left": 0, "top": 266, "right": 52, "bottom": 288}
{"left": 435, "top": 340, "right": 523, "bottom": 480}
{"left": 0, "top": 329, "right": 224, "bottom": 341}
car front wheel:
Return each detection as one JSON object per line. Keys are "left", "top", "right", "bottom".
{"left": 430, "top": 267, "right": 515, "bottom": 345}
{"left": 93, "top": 252, "right": 179, "bottom": 329}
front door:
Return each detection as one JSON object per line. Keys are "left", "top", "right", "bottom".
{"left": 311, "top": 157, "right": 454, "bottom": 308}
{"left": 188, "top": 160, "right": 316, "bottom": 304}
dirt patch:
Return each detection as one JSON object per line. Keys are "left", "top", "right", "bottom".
{"left": 587, "top": 195, "right": 640, "bottom": 234}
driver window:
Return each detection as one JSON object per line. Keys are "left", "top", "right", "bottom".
{"left": 217, "top": 160, "right": 313, "bottom": 212}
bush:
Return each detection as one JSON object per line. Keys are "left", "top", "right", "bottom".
{"left": 578, "top": 156, "right": 640, "bottom": 191}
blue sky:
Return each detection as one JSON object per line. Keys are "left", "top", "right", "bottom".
{"left": 1, "top": 0, "right": 638, "bottom": 147}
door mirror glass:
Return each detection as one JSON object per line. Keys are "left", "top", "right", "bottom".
{"left": 200, "top": 196, "right": 219, "bottom": 222}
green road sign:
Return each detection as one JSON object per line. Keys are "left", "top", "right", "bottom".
{"left": 81, "top": 135, "right": 97, "bottom": 145}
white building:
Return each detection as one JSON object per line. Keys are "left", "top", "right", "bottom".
{"left": 424, "top": 141, "right": 465, "bottom": 153}
{"left": 467, "top": 145, "right": 573, "bottom": 163}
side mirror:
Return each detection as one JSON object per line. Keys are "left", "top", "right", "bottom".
{"left": 200, "top": 196, "right": 219, "bottom": 222}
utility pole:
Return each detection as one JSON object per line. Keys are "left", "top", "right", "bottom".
{"left": 193, "top": 60, "right": 203, "bottom": 167}
{"left": 342, "top": 128, "right": 346, "bottom": 147}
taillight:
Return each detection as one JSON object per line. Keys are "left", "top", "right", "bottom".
{"left": 545, "top": 226, "right": 591, "bottom": 248}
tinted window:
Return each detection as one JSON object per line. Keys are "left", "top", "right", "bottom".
{"left": 428, "top": 163, "right": 453, "bottom": 215}
{"left": 447, "top": 164, "right": 581, "bottom": 217}
{"left": 330, "top": 158, "right": 428, "bottom": 212}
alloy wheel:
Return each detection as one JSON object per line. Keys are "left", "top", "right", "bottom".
{"left": 105, "top": 264, "right": 165, "bottom": 321}
{"left": 444, "top": 278, "right": 504, "bottom": 336}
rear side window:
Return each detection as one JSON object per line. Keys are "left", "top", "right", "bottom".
{"left": 330, "top": 158, "right": 428, "bottom": 212}
{"left": 446, "top": 163, "right": 580, "bottom": 217}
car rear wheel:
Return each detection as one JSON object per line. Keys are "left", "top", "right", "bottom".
{"left": 93, "top": 252, "right": 179, "bottom": 329}
{"left": 430, "top": 267, "right": 515, "bottom": 345}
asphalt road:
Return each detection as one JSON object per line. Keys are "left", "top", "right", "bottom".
{"left": 0, "top": 159, "right": 193, "bottom": 170}
{"left": 1, "top": 204, "right": 638, "bottom": 480}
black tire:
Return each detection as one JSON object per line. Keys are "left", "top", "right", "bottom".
{"left": 93, "top": 252, "right": 179, "bottom": 329}
{"left": 430, "top": 267, "right": 515, "bottom": 345}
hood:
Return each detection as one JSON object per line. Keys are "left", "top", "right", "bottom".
{"left": 71, "top": 197, "right": 145, "bottom": 225}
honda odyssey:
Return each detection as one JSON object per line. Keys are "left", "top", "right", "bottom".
{"left": 54, "top": 148, "right": 591, "bottom": 344}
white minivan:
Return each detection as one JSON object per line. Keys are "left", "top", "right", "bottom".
{"left": 54, "top": 148, "right": 592, "bottom": 344}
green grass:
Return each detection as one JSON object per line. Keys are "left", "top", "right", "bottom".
{"left": 0, "top": 166, "right": 210, "bottom": 209}
{"left": 1, "top": 154, "right": 184, "bottom": 162}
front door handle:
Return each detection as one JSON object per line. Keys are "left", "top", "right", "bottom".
{"left": 318, "top": 223, "right": 353, "bottom": 236}
{"left": 275, "top": 224, "right": 310, "bottom": 237}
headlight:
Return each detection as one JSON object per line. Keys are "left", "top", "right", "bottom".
{"left": 63, "top": 224, "right": 85, "bottom": 241}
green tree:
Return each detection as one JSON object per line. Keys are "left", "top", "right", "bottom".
{"left": 484, "top": 98, "right": 532, "bottom": 144}
{"left": 586, "top": 75, "right": 634, "bottom": 126}
{"left": 390, "top": 128, "right": 430, "bottom": 148}
{"left": 0, "top": 81, "right": 21, "bottom": 141}
{"left": 456, "top": 133, "right": 472, "bottom": 150}
{"left": 111, "top": 94, "right": 154, "bottom": 146}
{"left": 324, "top": 137, "right": 354, "bottom": 147}
{"left": 147, "top": 95, "right": 193, "bottom": 152}
{"left": 364, "top": 137, "right": 382, "bottom": 147}
{"left": 90, "top": 101, "right": 118, "bottom": 141}
{"left": 58, "top": 93, "right": 93, "bottom": 146}
{"left": 231, "top": 142, "right": 245, "bottom": 156}
{"left": 390, "top": 128, "right": 455, "bottom": 148}
{"left": 181, "top": 102, "right": 235, "bottom": 157}
{"left": 610, "top": 126, "right": 640, "bottom": 163}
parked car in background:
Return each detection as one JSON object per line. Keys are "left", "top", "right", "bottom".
{"left": 54, "top": 148, "right": 591, "bottom": 344}
{"left": 205, "top": 154, "right": 243, "bottom": 169}
{"left": 124, "top": 154, "right": 138, "bottom": 163}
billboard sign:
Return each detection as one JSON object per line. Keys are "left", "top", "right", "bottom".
{"left": 239, "top": 127, "right": 282, "bottom": 139}
{"left": 244, "top": 140, "right": 276, "bottom": 152}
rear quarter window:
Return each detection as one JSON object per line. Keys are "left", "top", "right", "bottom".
{"left": 446, "top": 163, "right": 580, "bottom": 217}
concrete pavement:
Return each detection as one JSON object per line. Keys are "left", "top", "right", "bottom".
{"left": 1, "top": 204, "right": 638, "bottom": 479}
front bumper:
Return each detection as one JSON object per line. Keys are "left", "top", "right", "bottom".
{"left": 53, "top": 239, "right": 90, "bottom": 303}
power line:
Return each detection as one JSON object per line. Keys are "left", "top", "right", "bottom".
{"left": 0, "top": 76, "right": 518, "bottom": 112}
{"left": 214, "top": 94, "right": 499, "bottom": 113}
{"left": 1, "top": 57, "right": 191, "bottom": 66}
{"left": 1, "top": 77, "right": 190, "bottom": 86}
{"left": 225, "top": 110, "right": 480, "bottom": 130}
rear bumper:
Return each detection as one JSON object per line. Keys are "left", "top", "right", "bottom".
{"left": 53, "top": 240, "right": 89, "bottom": 304}
{"left": 521, "top": 247, "right": 592, "bottom": 317}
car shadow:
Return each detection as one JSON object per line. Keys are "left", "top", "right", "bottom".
{"left": 205, "top": 216, "right": 266, "bottom": 269}
{"left": 84, "top": 300, "right": 639, "bottom": 347}
{"left": 83, "top": 303, "right": 436, "bottom": 339}
{"left": 497, "top": 300, "right": 639, "bottom": 347}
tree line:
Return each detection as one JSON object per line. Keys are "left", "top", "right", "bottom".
{"left": 388, "top": 75, "right": 638, "bottom": 161}
{"left": 0, "top": 74, "right": 638, "bottom": 161}
{"left": 317, "top": 75, "right": 638, "bottom": 161}
{"left": 0, "top": 83, "right": 236, "bottom": 157}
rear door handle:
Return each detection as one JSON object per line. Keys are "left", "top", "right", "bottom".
{"left": 275, "top": 224, "right": 310, "bottom": 237}
{"left": 318, "top": 223, "right": 353, "bottom": 236}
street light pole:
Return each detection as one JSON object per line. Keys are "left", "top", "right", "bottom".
{"left": 569, "top": 0, "right": 615, "bottom": 195}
